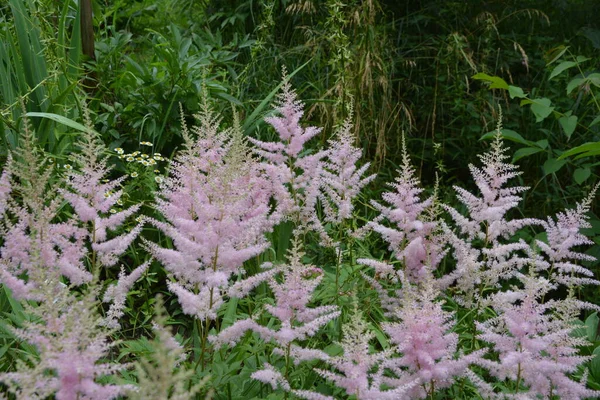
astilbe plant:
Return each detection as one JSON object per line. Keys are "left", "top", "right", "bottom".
{"left": 128, "top": 296, "right": 206, "bottom": 400}
{"left": 297, "top": 305, "right": 417, "bottom": 400}
{"left": 210, "top": 238, "right": 340, "bottom": 393}
{"left": 0, "top": 116, "right": 147, "bottom": 398}
{"left": 437, "top": 120, "right": 542, "bottom": 303}
{"left": 536, "top": 183, "right": 600, "bottom": 289}
{"left": 145, "top": 102, "right": 275, "bottom": 321}
{"left": 319, "top": 115, "right": 376, "bottom": 229}
{"left": 60, "top": 110, "right": 142, "bottom": 270}
{"left": 0, "top": 121, "right": 90, "bottom": 300}
{"left": 380, "top": 279, "right": 485, "bottom": 399}
{"left": 0, "top": 282, "right": 130, "bottom": 400}
{"left": 357, "top": 134, "right": 444, "bottom": 284}
{"left": 58, "top": 112, "right": 147, "bottom": 329}
{"left": 250, "top": 76, "right": 373, "bottom": 247}
{"left": 477, "top": 275, "right": 600, "bottom": 399}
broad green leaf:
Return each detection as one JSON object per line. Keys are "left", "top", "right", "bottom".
{"left": 512, "top": 147, "right": 543, "bottom": 162}
{"left": 576, "top": 55, "right": 591, "bottom": 63}
{"left": 508, "top": 85, "right": 526, "bottom": 99}
{"left": 591, "top": 115, "right": 600, "bottom": 127}
{"left": 590, "top": 313, "right": 600, "bottom": 342}
{"left": 530, "top": 98, "right": 554, "bottom": 122}
{"left": 589, "top": 73, "right": 600, "bottom": 87}
{"left": 549, "top": 61, "right": 577, "bottom": 80}
{"left": 472, "top": 73, "right": 509, "bottom": 89}
{"left": 480, "top": 129, "right": 529, "bottom": 145}
{"left": 574, "top": 167, "right": 591, "bottom": 184}
{"left": 559, "top": 142, "right": 600, "bottom": 159}
{"left": 559, "top": 114, "right": 577, "bottom": 139}
{"left": 25, "top": 112, "right": 88, "bottom": 132}
{"left": 567, "top": 78, "right": 584, "bottom": 95}
{"left": 535, "top": 139, "right": 549, "bottom": 149}
{"left": 591, "top": 346, "right": 600, "bottom": 381}
{"left": 543, "top": 157, "right": 566, "bottom": 175}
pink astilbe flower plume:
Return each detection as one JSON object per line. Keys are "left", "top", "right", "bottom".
{"left": 146, "top": 101, "right": 274, "bottom": 320}
{"left": 0, "top": 120, "right": 90, "bottom": 300}
{"left": 320, "top": 115, "right": 376, "bottom": 227}
{"left": 380, "top": 280, "right": 484, "bottom": 399}
{"left": 443, "top": 118, "right": 540, "bottom": 244}
{"left": 250, "top": 73, "right": 372, "bottom": 246}
{"left": 310, "top": 305, "right": 418, "bottom": 400}
{"left": 437, "top": 118, "right": 542, "bottom": 300}
{"left": 102, "top": 261, "right": 150, "bottom": 329}
{"left": 60, "top": 109, "right": 142, "bottom": 269}
{"left": 211, "top": 237, "right": 340, "bottom": 396}
{"left": 0, "top": 283, "right": 131, "bottom": 399}
{"left": 536, "top": 183, "right": 600, "bottom": 288}
{"left": 248, "top": 72, "right": 327, "bottom": 239}
{"left": 477, "top": 276, "right": 600, "bottom": 399}
{"left": 211, "top": 237, "right": 340, "bottom": 348}
{"left": 357, "top": 134, "right": 444, "bottom": 283}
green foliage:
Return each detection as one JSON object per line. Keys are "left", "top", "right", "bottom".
{"left": 0, "top": 0, "right": 85, "bottom": 156}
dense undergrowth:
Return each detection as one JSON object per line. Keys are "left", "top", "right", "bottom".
{"left": 0, "top": 0, "right": 599, "bottom": 399}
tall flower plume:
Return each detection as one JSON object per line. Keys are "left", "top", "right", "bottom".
{"left": 146, "top": 101, "right": 274, "bottom": 320}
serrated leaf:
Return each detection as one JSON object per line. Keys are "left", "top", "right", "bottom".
{"left": 530, "top": 98, "right": 554, "bottom": 122}
{"left": 512, "top": 147, "right": 543, "bottom": 162}
{"left": 543, "top": 158, "right": 566, "bottom": 175}
{"left": 549, "top": 61, "right": 577, "bottom": 80}
{"left": 472, "top": 73, "right": 509, "bottom": 89}
{"left": 574, "top": 168, "right": 591, "bottom": 184}
{"left": 559, "top": 114, "right": 578, "bottom": 139}
{"left": 508, "top": 85, "right": 526, "bottom": 98}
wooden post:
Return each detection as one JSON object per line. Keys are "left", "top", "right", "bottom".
{"left": 80, "top": 0, "right": 96, "bottom": 92}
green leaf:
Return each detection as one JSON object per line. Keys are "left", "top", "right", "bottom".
{"left": 508, "top": 85, "right": 526, "bottom": 99}
{"left": 530, "top": 98, "right": 554, "bottom": 122}
{"left": 472, "top": 73, "right": 509, "bottom": 89}
{"left": 242, "top": 59, "right": 310, "bottom": 134}
{"left": 567, "top": 78, "right": 584, "bottom": 95}
{"left": 535, "top": 139, "right": 549, "bottom": 149}
{"left": 574, "top": 168, "right": 592, "bottom": 184}
{"left": 590, "top": 313, "right": 600, "bottom": 342}
{"left": 25, "top": 112, "right": 88, "bottom": 132}
{"left": 512, "top": 147, "right": 543, "bottom": 162}
{"left": 576, "top": 55, "right": 591, "bottom": 63}
{"left": 591, "top": 346, "right": 600, "bottom": 381}
{"left": 591, "top": 115, "right": 600, "bottom": 127}
{"left": 480, "top": 129, "right": 529, "bottom": 146}
{"left": 559, "top": 114, "right": 577, "bottom": 139}
{"left": 545, "top": 45, "right": 569, "bottom": 64}
{"left": 549, "top": 61, "right": 577, "bottom": 80}
{"left": 543, "top": 158, "right": 566, "bottom": 175}
{"left": 559, "top": 142, "right": 600, "bottom": 159}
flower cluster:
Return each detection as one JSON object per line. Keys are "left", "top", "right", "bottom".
{"left": 145, "top": 102, "right": 276, "bottom": 320}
